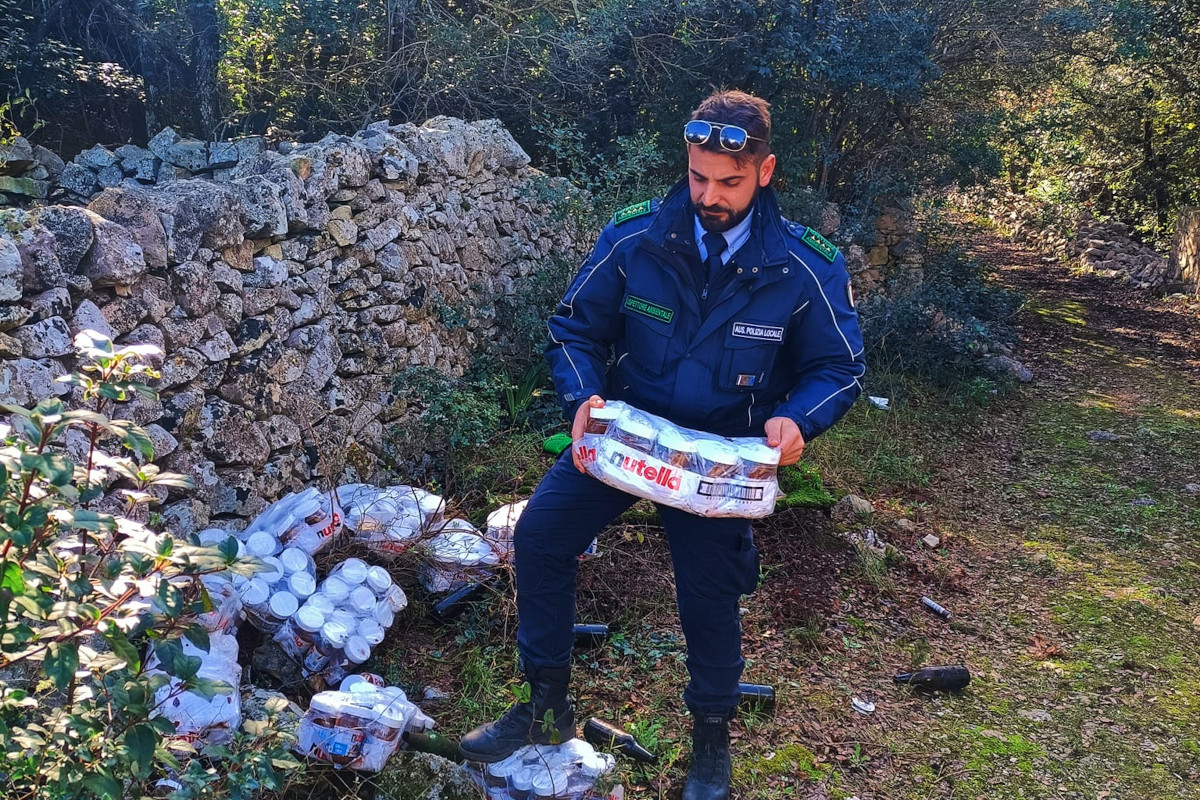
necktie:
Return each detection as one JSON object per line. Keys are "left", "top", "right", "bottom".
{"left": 702, "top": 232, "right": 728, "bottom": 285}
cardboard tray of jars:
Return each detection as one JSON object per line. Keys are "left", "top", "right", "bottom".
{"left": 576, "top": 401, "right": 780, "bottom": 518}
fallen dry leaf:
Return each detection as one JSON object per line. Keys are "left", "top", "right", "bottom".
{"left": 1028, "top": 633, "right": 1063, "bottom": 660}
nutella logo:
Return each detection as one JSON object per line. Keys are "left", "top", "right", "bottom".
{"left": 608, "top": 451, "right": 682, "bottom": 490}
{"left": 575, "top": 443, "right": 597, "bottom": 464}
{"left": 319, "top": 511, "right": 341, "bottom": 539}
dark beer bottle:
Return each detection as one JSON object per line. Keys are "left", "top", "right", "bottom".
{"left": 404, "top": 730, "right": 464, "bottom": 762}
{"left": 573, "top": 623, "right": 609, "bottom": 647}
{"left": 431, "top": 578, "right": 494, "bottom": 622}
{"left": 892, "top": 665, "right": 971, "bottom": 692}
{"left": 738, "top": 682, "right": 776, "bottom": 712}
{"left": 582, "top": 717, "right": 657, "bottom": 764}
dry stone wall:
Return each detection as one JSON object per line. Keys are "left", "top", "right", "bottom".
{"left": 0, "top": 117, "right": 587, "bottom": 534}
{"left": 974, "top": 190, "right": 1173, "bottom": 290}
{"left": 1169, "top": 207, "right": 1200, "bottom": 292}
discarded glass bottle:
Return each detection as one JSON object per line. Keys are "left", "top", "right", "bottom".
{"left": 432, "top": 578, "right": 495, "bottom": 622}
{"left": 573, "top": 623, "right": 609, "bottom": 647}
{"left": 404, "top": 730, "right": 464, "bottom": 762}
{"left": 892, "top": 665, "right": 971, "bottom": 692}
{"left": 582, "top": 717, "right": 657, "bottom": 764}
{"left": 920, "top": 596, "right": 952, "bottom": 620}
{"left": 737, "top": 682, "right": 776, "bottom": 711}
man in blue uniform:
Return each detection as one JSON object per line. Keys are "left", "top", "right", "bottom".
{"left": 461, "top": 90, "right": 865, "bottom": 799}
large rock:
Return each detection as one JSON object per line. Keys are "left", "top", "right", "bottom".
{"left": 87, "top": 188, "right": 169, "bottom": 268}
{"left": 201, "top": 397, "right": 271, "bottom": 466}
{"left": 372, "top": 751, "right": 480, "bottom": 800}
{"left": 147, "top": 127, "right": 209, "bottom": 172}
{"left": 34, "top": 206, "right": 94, "bottom": 273}
{"left": 15, "top": 225, "right": 65, "bottom": 293}
{"left": 0, "top": 176, "right": 49, "bottom": 199}
{"left": 32, "top": 145, "right": 65, "bottom": 178}
{"left": 0, "top": 358, "right": 65, "bottom": 406}
{"left": 0, "top": 237, "right": 20, "bottom": 301}
{"left": 78, "top": 210, "right": 147, "bottom": 286}
{"left": 153, "top": 181, "right": 247, "bottom": 262}
{"left": 0, "top": 137, "right": 35, "bottom": 174}
{"left": 57, "top": 162, "right": 98, "bottom": 197}
{"left": 13, "top": 316, "right": 72, "bottom": 358}
{"left": 76, "top": 145, "right": 118, "bottom": 171}
{"left": 230, "top": 175, "right": 288, "bottom": 237}
{"left": 69, "top": 299, "right": 116, "bottom": 341}
{"left": 167, "top": 260, "right": 219, "bottom": 316}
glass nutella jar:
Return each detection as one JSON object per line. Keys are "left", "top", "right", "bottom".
{"left": 695, "top": 439, "right": 740, "bottom": 478}
{"left": 307, "top": 694, "right": 365, "bottom": 767}
{"left": 739, "top": 442, "right": 780, "bottom": 480}
{"left": 653, "top": 427, "right": 699, "bottom": 470}
{"left": 612, "top": 415, "right": 656, "bottom": 453}
{"left": 584, "top": 404, "right": 619, "bottom": 435}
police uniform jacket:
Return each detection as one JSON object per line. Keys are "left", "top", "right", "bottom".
{"left": 546, "top": 179, "right": 866, "bottom": 441}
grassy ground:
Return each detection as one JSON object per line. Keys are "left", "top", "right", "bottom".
{"left": 348, "top": 222, "right": 1200, "bottom": 800}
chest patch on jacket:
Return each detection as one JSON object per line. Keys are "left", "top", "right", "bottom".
{"left": 731, "top": 321, "right": 785, "bottom": 342}
{"left": 624, "top": 294, "right": 674, "bottom": 323}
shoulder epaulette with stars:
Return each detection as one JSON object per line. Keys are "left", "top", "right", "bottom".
{"left": 786, "top": 222, "right": 839, "bottom": 264}
{"left": 612, "top": 199, "right": 657, "bottom": 226}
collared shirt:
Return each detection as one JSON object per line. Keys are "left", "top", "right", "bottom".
{"left": 694, "top": 208, "right": 754, "bottom": 267}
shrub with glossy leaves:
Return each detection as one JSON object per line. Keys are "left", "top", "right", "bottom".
{"left": 0, "top": 331, "right": 297, "bottom": 800}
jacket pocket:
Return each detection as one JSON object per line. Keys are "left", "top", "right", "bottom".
{"left": 717, "top": 322, "right": 784, "bottom": 391}
{"left": 620, "top": 292, "right": 676, "bottom": 375}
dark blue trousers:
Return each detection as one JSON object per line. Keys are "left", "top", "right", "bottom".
{"left": 514, "top": 452, "right": 761, "bottom": 713}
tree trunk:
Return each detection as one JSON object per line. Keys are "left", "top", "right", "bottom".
{"left": 186, "top": 0, "right": 221, "bottom": 136}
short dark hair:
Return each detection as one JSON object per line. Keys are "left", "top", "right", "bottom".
{"left": 689, "top": 90, "right": 772, "bottom": 165}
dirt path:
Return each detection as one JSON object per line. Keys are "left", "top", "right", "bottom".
{"left": 827, "top": 227, "right": 1200, "bottom": 800}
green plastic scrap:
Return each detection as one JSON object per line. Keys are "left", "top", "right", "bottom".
{"left": 543, "top": 432, "right": 573, "bottom": 456}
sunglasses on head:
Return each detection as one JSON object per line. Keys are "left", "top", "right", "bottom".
{"left": 683, "top": 119, "right": 765, "bottom": 153}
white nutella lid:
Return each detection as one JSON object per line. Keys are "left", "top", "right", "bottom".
{"left": 616, "top": 417, "right": 655, "bottom": 440}
{"left": 344, "top": 635, "right": 371, "bottom": 664}
{"left": 240, "top": 578, "right": 270, "bottom": 606}
{"left": 295, "top": 605, "right": 325, "bottom": 633}
{"left": 696, "top": 439, "right": 739, "bottom": 465}
{"left": 259, "top": 556, "right": 285, "bottom": 584}
{"left": 268, "top": 591, "right": 298, "bottom": 619}
{"left": 741, "top": 442, "right": 780, "bottom": 465}
{"left": 246, "top": 531, "right": 278, "bottom": 558}
{"left": 365, "top": 566, "right": 392, "bottom": 593}
{"left": 321, "top": 576, "right": 351, "bottom": 603}
{"left": 279, "top": 547, "right": 310, "bottom": 574}
{"left": 589, "top": 405, "right": 619, "bottom": 421}
{"left": 373, "top": 605, "right": 396, "bottom": 628}
{"left": 331, "top": 609, "right": 359, "bottom": 629}
{"left": 338, "top": 558, "right": 369, "bottom": 585}
{"left": 349, "top": 585, "right": 377, "bottom": 615}
{"left": 357, "top": 618, "right": 385, "bottom": 645}
{"left": 656, "top": 427, "right": 697, "bottom": 452}
{"left": 321, "top": 620, "right": 351, "bottom": 647}
{"left": 304, "top": 593, "right": 335, "bottom": 617}
{"left": 288, "top": 572, "right": 317, "bottom": 599}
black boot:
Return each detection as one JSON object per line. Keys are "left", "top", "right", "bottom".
{"left": 458, "top": 662, "right": 576, "bottom": 763}
{"left": 682, "top": 712, "right": 732, "bottom": 800}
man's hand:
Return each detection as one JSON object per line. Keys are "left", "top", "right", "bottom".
{"left": 764, "top": 416, "right": 805, "bottom": 465}
{"left": 571, "top": 395, "right": 605, "bottom": 472}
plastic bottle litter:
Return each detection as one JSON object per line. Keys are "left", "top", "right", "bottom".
{"left": 892, "top": 665, "right": 971, "bottom": 692}
{"left": 582, "top": 717, "right": 656, "bottom": 764}
{"left": 737, "top": 682, "right": 776, "bottom": 712}
{"left": 920, "top": 596, "right": 953, "bottom": 620}
{"left": 850, "top": 697, "right": 876, "bottom": 715}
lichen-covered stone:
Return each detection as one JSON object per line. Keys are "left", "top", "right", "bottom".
{"left": 79, "top": 211, "right": 147, "bottom": 287}
{"left": 34, "top": 206, "right": 94, "bottom": 274}
{"left": 88, "top": 188, "right": 169, "bottom": 269}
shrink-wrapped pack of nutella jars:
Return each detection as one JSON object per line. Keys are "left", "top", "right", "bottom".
{"left": 577, "top": 401, "right": 780, "bottom": 518}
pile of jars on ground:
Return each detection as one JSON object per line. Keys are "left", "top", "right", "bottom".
{"left": 150, "top": 481, "right": 624, "bottom": 793}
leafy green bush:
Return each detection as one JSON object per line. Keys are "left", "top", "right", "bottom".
{"left": 0, "top": 332, "right": 297, "bottom": 799}
{"left": 857, "top": 243, "right": 1023, "bottom": 387}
